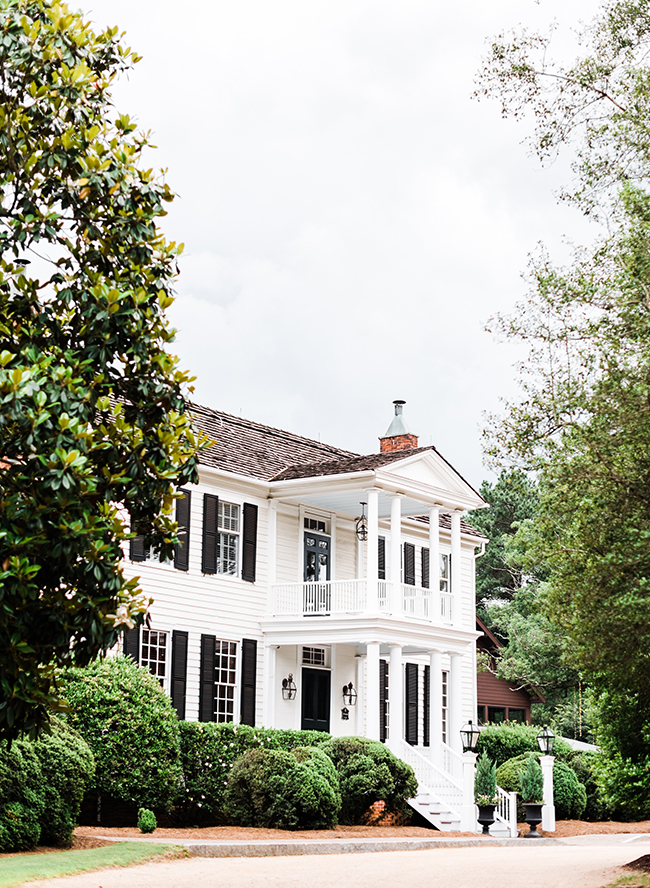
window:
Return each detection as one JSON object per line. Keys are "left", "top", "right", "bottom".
{"left": 214, "top": 640, "right": 238, "bottom": 722}
{"left": 488, "top": 706, "right": 506, "bottom": 724}
{"left": 302, "top": 646, "right": 329, "bottom": 667}
{"left": 140, "top": 629, "right": 168, "bottom": 688}
{"left": 440, "top": 553, "right": 450, "bottom": 593}
{"left": 441, "top": 669, "right": 449, "bottom": 744}
{"left": 507, "top": 708, "right": 526, "bottom": 724}
{"left": 477, "top": 704, "right": 487, "bottom": 725}
{"left": 304, "top": 516, "right": 328, "bottom": 533}
{"left": 218, "top": 501, "right": 240, "bottom": 575}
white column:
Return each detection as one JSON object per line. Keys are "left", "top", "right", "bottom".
{"left": 541, "top": 756, "right": 556, "bottom": 832}
{"left": 461, "top": 752, "right": 478, "bottom": 832}
{"left": 267, "top": 501, "right": 277, "bottom": 614}
{"left": 451, "top": 511, "right": 462, "bottom": 607}
{"left": 389, "top": 494, "right": 402, "bottom": 614}
{"left": 448, "top": 651, "right": 463, "bottom": 755}
{"left": 366, "top": 489, "right": 379, "bottom": 613}
{"left": 366, "top": 641, "right": 381, "bottom": 740}
{"left": 388, "top": 644, "right": 403, "bottom": 750}
{"left": 355, "top": 653, "right": 365, "bottom": 736}
{"left": 429, "top": 649, "right": 443, "bottom": 766}
{"left": 429, "top": 506, "right": 440, "bottom": 621}
{"left": 263, "top": 644, "right": 276, "bottom": 728}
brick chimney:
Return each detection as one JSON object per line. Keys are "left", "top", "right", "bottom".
{"left": 379, "top": 400, "right": 418, "bottom": 453}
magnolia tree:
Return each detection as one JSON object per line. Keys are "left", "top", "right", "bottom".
{"left": 0, "top": 0, "right": 203, "bottom": 741}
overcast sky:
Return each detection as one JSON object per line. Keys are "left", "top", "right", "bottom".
{"left": 86, "top": 0, "right": 601, "bottom": 488}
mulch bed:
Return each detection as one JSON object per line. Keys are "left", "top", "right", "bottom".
{"left": 0, "top": 835, "right": 115, "bottom": 860}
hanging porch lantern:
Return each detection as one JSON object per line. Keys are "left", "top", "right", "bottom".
{"left": 460, "top": 719, "right": 481, "bottom": 753}
{"left": 281, "top": 674, "right": 297, "bottom": 700}
{"left": 355, "top": 503, "right": 368, "bottom": 542}
{"left": 342, "top": 682, "right": 357, "bottom": 706}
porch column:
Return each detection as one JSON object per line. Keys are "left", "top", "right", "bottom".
{"left": 389, "top": 494, "right": 403, "bottom": 614}
{"left": 429, "top": 506, "right": 440, "bottom": 622}
{"left": 388, "top": 644, "right": 403, "bottom": 749}
{"left": 448, "top": 651, "right": 463, "bottom": 755}
{"left": 355, "top": 653, "right": 365, "bottom": 736}
{"left": 267, "top": 500, "right": 277, "bottom": 592}
{"left": 366, "top": 641, "right": 381, "bottom": 741}
{"left": 263, "top": 644, "right": 276, "bottom": 728}
{"left": 451, "top": 511, "right": 462, "bottom": 615}
{"left": 366, "top": 488, "right": 380, "bottom": 613}
{"left": 429, "top": 649, "right": 443, "bottom": 766}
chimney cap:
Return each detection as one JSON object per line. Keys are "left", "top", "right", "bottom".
{"left": 382, "top": 399, "right": 411, "bottom": 438}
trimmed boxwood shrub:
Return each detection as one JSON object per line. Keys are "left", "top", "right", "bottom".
{"left": 33, "top": 718, "right": 95, "bottom": 846}
{"left": 61, "top": 655, "right": 182, "bottom": 812}
{"left": 318, "top": 736, "right": 418, "bottom": 825}
{"left": 0, "top": 717, "right": 94, "bottom": 851}
{"left": 223, "top": 746, "right": 341, "bottom": 829}
{"left": 496, "top": 753, "right": 587, "bottom": 821}
{"left": 476, "top": 723, "right": 573, "bottom": 769}
{"left": 175, "top": 722, "right": 328, "bottom": 825}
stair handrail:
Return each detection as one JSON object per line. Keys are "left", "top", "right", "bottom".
{"left": 394, "top": 739, "right": 463, "bottom": 793}
{"left": 494, "top": 785, "right": 518, "bottom": 837}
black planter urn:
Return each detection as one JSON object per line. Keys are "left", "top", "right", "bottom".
{"left": 522, "top": 802, "right": 544, "bottom": 838}
{"left": 476, "top": 803, "right": 497, "bottom": 835}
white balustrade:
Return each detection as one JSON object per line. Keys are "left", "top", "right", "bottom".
{"left": 270, "top": 579, "right": 454, "bottom": 624}
{"left": 395, "top": 739, "right": 464, "bottom": 811}
{"left": 440, "top": 740, "right": 464, "bottom": 783}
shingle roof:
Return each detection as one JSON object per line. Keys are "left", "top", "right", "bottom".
{"left": 269, "top": 446, "right": 436, "bottom": 481}
{"left": 410, "top": 513, "right": 485, "bottom": 540}
{"left": 191, "top": 403, "right": 356, "bottom": 480}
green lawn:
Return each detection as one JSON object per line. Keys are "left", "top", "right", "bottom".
{"left": 0, "top": 841, "right": 187, "bottom": 888}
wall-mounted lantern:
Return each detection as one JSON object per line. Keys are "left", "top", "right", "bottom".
{"left": 355, "top": 503, "right": 368, "bottom": 542}
{"left": 341, "top": 707, "right": 350, "bottom": 721}
{"left": 281, "top": 674, "right": 296, "bottom": 700}
{"left": 342, "top": 682, "right": 357, "bottom": 706}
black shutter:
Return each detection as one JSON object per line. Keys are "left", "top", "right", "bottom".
{"left": 405, "top": 663, "right": 418, "bottom": 745}
{"left": 422, "top": 547, "right": 430, "bottom": 589}
{"left": 199, "top": 634, "right": 216, "bottom": 722}
{"left": 379, "top": 659, "right": 388, "bottom": 742}
{"left": 171, "top": 630, "right": 188, "bottom": 720}
{"left": 129, "top": 534, "right": 147, "bottom": 562}
{"left": 123, "top": 626, "right": 140, "bottom": 662}
{"left": 404, "top": 543, "right": 416, "bottom": 586}
{"left": 174, "top": 490, "right": 191, "bottom": 571}
{"left": 423, "top": 664, "right": 430, "bottom": 747}
{"left": 241, "top": 504, "right": 258, "bottom": 583}
{"left": 202, "top": 494, "right": 219, "bottom": 574}
{"left": 378, "top": 536, "right": 386, "bottom": 580}
{"left": 240, "top": 638, "right": 257, "bottom": 726}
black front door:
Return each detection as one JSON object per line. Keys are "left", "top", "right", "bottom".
{"left": 301, "top": 668, "right": 331, "bottom": 732}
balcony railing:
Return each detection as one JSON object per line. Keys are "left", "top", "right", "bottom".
{"left": 270, "top": 579, "right": 453, "bottom": 625}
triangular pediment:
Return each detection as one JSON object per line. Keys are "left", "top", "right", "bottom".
{"left": 379, "top": 449, "right": 483, "bottom": 506}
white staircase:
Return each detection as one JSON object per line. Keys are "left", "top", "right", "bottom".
{"left": 394, "top": 740, "right": 519, "bottom": 836}
{"left": 393, "top": 740, "right": 464, "bottom": 831}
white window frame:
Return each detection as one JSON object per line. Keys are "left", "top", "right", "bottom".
{"left": 301, "top": 645, "right": 331, "bottom": 668}
{"left": 140, "top": 628, "right": 170, "bottom": 693}
{"left": 439, "top": 552, "right": 450, "bottom": 593}
{"left": 217, "top": 500, "right": 241, "bottom": 577}
{"left": 441, "top": 669, "right": 449, "bottom": 744}
{"left": 213, "top": 638, "right": 238, "bottom": 723}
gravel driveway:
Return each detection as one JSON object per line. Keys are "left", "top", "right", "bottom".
{"left": 22, "top": 834, "right": 650, "bottom": 888}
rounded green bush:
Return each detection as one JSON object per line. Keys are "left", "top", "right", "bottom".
{"left": 0, "top": 717, "right": 94, "bottom": 851}
{"left": 223, "top": 746, "right": 340, "bottom": 829}
{"left": 553, "top": 761, "right": 587, "bottom": 820}
{"left": 476, "top": 724, "right": 573, "bottom": 769}
{"left": 318, "top": 736, "right": 417, "bottom": 825}
{"left": 174, "top": 722, "right": 328, "bottom": 825}
{"left": 138, "top": 808, "right": 157, "bottom": 833}
{"left": 0, "top": 802, "right": 41, "bottom": 852}
{"left": 61, "top": 655, "right": 182, "bottom": 811}
{"left": 496, "top": 753, "right": 587, "bottom": 821}
{"left": 33, "top": 718, "right": 95, "bottom": 846}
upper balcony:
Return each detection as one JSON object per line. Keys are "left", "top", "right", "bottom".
{"left": 269, "top": 579, "right": 454, "bottom": 627}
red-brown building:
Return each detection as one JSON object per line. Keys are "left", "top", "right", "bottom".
{"left": 476, "top": 617, "right": 543, "bottom": 725}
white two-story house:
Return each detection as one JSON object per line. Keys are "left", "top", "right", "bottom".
{"left": 122, "top": 400, "right": 493, "bottom": 831}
